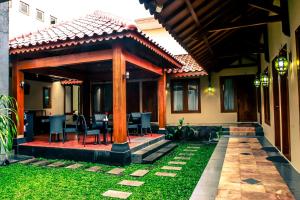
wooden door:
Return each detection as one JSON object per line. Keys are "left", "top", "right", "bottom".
{"left": 142, "top": 81, "right": 158, "bottom": 122}
{"left": 126, "top": 82, "right": 140, "bottom": 113}
{"left": 237, "top": 75, "right": 257, "bottom": 122}
{"left": 272, "top": 62, "right": 281, "bottom": 150}
{"left": 280, "top": 73, "right": 291, "bottom": 160}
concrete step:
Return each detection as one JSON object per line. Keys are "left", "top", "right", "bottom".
{"left": 131, "top": 140, "right": 172, "bottom": 163}
{"left": 142, "top": 143, "right": 178, "bottom": 164}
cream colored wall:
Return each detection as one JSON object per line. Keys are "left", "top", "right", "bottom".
{"left": 24, "top": 80, "right": 64, "bottom": 115}
{"left": 260, "top": 0, "right": 300, "bottom": 172}
{"left": 166, "top": 67, "right": 257, "bottom": 125}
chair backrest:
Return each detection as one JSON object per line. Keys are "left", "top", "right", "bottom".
{"left": 49, "top": 115, "right": 65, "bottom": 134}
{"left": 141, "top": 112, "right": 151, "bottom": 128}
{"left": 92, "top": 114, "right": 106, "bottom": 128}
{"left": 77, "top": 115, "right": 88, "bottom": 133}
{"left": 131, "top": 112, "right": 141, "bottom": 124}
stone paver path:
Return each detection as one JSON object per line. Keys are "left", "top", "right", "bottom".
{"left": 183, "top": 149, "right": 197, "bottom": 152}
{"left": 47, "top": 161, "right": 65, "bottom": 167}
{"left": 168, "top": 161, "right": 186, "bottom": 165}
{"left": 85, "top": 166, "right": 101, "bottom": 172}
{"left": 130, "top": 169, "right": 149, "bottom": 177}
{"left": 118, "top": 180, "right": 144, "bottom": 187}
{"left": 174, "top": 156, "right": 190, "bottom": 160}
{"left": 187, "top": 146, "right": 200, "bottom": 149}
{"left": 102, "top": 190, "right": 132, "bottom": 199}
{"left": 179, "top": 153, "right": 194, "bottom": 156}
{"left": 31, "top": 160, "right": 50, "bottom": 166}
{"left": 65, "top": 163, "right": 83, "bottom": 169}
{"left": 19, "top": 158, "right": 36, "bottom": 164}
{"left": 107, "top": 168, "right": 125, "bottom": 175}
{"left": 216, "top": 137, "right": 295, "bottom": 200}
{"left": 161, "top": 166, "right": 182, "bottom": 171}
{"left": 155, "top": 172, "right": 177, "bottom": 177}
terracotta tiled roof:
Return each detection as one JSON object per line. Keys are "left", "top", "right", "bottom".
{"left": 9, "top": 11, "right": 181, "bottom": 67}
{"left": 167, "top": 54, "right": 207, "bottom": 76}
{"left": 60, "top": 79, "right": 83, "bottom": 85}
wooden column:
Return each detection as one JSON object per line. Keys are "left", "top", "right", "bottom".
{"left": 12, "top": 65, "right": 24, "bottom": 136}
{"left": 158, "top": 71, "right": 166, "bottom": 129}
{"left": 112, "top": 44, "right": 127, "bottom": 144}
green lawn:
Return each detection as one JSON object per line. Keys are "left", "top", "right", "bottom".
{"left": 0, "top": 142, "right": 215, "bottom": 200}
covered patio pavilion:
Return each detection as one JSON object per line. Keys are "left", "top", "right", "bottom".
{"left": 10, "top": 11, "right": 182, "bottom": 164}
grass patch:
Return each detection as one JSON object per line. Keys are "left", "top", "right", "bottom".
{"left": 0, "top": 142, "right": 215, "bottom": 200}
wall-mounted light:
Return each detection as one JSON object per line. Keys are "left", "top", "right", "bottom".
{"left": 260, "top": 73, "right": 269, "bottom": 87}
{"left": 20, "top": 81, "right": 25, "bottom": 88}
{"left": 123, "top": 71, "right": 130, "bottom": 79}
{"left": 206, "top": 73, "right": 215, "bottom": 94}
{"left": 275, "top": 55, "right": 288, "bottom": 75}
{"left": 155, "top": 0, "right": 163, "bottom": 13}
{"left": 253, "top": 76, "right": 261, "bottom": 88}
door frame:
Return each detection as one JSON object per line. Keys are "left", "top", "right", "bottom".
{"left": 272, "top": 59, "right": 281, "bottom": 150}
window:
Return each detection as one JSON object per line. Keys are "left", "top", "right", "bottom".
{"left": 220, "top": 77, "right": 237, "bottom": 112}
{"left": 36, "top": 9, "right": 44, "bottom": 21}
{"left": 64, "top": 85, "right": 81, "bottom": 114}
{"left": 43, "top": 87, "right": 51, "bottom": 109}
{"left": 50, "top": 16, "right": 57, "bottom": 25}
{"left": 19, "top": 1, "right": 29, "bottom": 15}
{"left": 92, "top": 84, "right": 112, "bottom": 113}
{"left": 171, "top": 79, "right": 201, "bottom": 113}
{"left": 263, "top": 86, "right": 271, "bottom": 125}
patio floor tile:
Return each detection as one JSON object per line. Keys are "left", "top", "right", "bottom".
{"left": 102, "top": 190, "right": 132, "bottom": 199}
{"left": 130, "top": 169, "right": 149, "bottom": 177}
{"left": 174, "top": 156, "right": 190, "bottom": 160}
{"left": 47, "top": 161, "right": 65, "bottom": 167}
{"left": 107, "top": 168, "right": 125, "bottom": 175}
{"left": 155, "top": 172, "right": 177, "bottom": 177}
{"left": 118, "top": 180, "right": 144, "bottom": 187}
{"left": 168, "top": 161, "right": 186, "bottom": 165}
{"left": 65, "top": 163, "right": 83, "bottom": 169}
{"left": 85, "top": 166, "right": 101, "bottom": 172}
{"left": 161, "top": 166, "right": 182, "bottom": 171}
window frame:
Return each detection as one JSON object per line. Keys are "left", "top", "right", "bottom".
{"left": 170, "top": 78, "right": 201, "bottom": 113}
{"left": 43, "top": 87, "right": 51, "bottom": 109}
{"left": 36, "top": 9, "right": 44, "bottom": 22}
{"left": 19, "top": 1, "right": 29, "bottom": 15}
{"left": 64, "top": 85, "right": 81, "bottom": 115}
{"left": 220, "top": 76, "right": 238, "bottom": 113}
{"left": 50, "top": 16, "right": 57, "bottom": 25}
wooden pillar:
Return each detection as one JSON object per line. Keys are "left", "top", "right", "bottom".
{"left": 158, "top": 71, "right": 166, "bottom": 130}
{"left": 12, "top": 65, "right": 24, "bottom": 136}
{"left": 82, "top": 80, "right": 91, "bottom": 123}
{"left": 112, "top": 44, "right": 127, "bottom": 144}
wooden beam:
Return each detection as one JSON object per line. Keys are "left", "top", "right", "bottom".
{"left": 124, "top": 51, "right": 163, "bottom": 75}
{"left": 208, "top": 15, "right": 281, "bottom": 32}
{"left": 112, "top": 44, "right": 127, "bottom": 144}
{"left": 280, "top": 0, "right": 290, "bottom": 36}
{"left": 12, "top": 65, "right": 24, "bottom": 135}
{"left": 16, "top": 49, "right": 113, "bottom": 70}
{"left": 157, "top": 71, "right": 166, "bottom": 129}
{"left": 248, "top": 1, "right": 281, "bottom": 14}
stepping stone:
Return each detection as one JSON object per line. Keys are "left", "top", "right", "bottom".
{"left": 187, "top": 146, "right": 200, "bottom": 149}
{"left": 168, "top": 161, "right": 186, "bottom": 165}
{"left": 102, "top": 190, "right": 132, "bottom": 199}
{"left": 161, "top": 166, "right": 182, "bottom": 171}
{"left": 179, "top": 153, "right": 194, "bottom": 156}
{"left": 65, "top": 163, "right": 83, "bottom": 169}
{"left": 118, "top": 180, "right": 144, "bottom": 187}
{"left": 31, "top": 160, "right": 50, "bottom": 166}
{"left": 47, "top": 161, "right": 65, "bottom": 167}
{"left": 107, "top": 168, "right": 125, "bottom": 175}
{"left": 130, "top": 169, "right": 149, "bottom": 177}
{"left": 183, "top": 149, "right": 197, "bottom": 152}
{"left": 19, "top": 158, "right": 36, "bottom": 164}
{"left": 174, "top": 156, "right": 190, "bottom": 160}
{"left": 155, "top": 172, "right": 177, "bottom": 177}
{"left": 85, "top": 166, "right": 101, "bottom": 172}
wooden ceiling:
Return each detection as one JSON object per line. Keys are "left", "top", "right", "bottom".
{"left": 139, "top": 0, "right": 290, "bottom": 71}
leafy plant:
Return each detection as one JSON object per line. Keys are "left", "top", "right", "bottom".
{"left": 0, "top": 95, "right": 18, "bottom": 154}
{"left": 170, "top": 118, "right": 196, "bottom": 140}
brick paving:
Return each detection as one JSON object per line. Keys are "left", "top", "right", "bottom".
{"left": 216, "top": 138, "right": 295, "bottom": 200}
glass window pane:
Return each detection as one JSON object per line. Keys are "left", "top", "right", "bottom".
{"left": 72, "top": 86, "right": 79, "bottom": 112}
{"left": 188, "top": 81, "right": 199, "bottom": 111}
{"left": 103, "top": 84, "right": 112, "bottom": 113}
{"left": 65, "top": 86, "right": 72, "bottom": 113}
{"left": 223, "top": 79, "right": 235, "bottom": 111}
{"left": 173, "top": 82, "right": 183, "bottom": 111}
{"left": 93, "top": 88, "right": 101, "bottom": 113}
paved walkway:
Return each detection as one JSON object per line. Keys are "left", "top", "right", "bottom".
{"left": 216, "top": 137, "right": 295, "bottom": 200}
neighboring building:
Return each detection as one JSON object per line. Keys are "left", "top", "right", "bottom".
{"left": 9, "top": 0, "right": 59, "bottom": 38}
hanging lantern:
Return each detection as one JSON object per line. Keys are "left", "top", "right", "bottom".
{"left": 275, "top": 55, "right": 288, "bottom": 75}
{"left": 253, "top": 77, "right": 261, "bottom": 88}
{"left": 260, "top": 74, "right": 269, "bottom": 87}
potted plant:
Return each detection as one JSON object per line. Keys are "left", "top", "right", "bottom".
{"left": 0, "top": 95, "right": 18, "bottom": 166}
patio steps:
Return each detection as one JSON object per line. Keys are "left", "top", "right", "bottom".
{"left": 131, "top": 140, "right": 177, "bottom": 164}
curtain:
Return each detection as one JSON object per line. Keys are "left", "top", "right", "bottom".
{"left": 173, "top": 82, "right": 183, "bottom": 111}
{"left": 188, "top": 81, "right": 199, "bottom": 111}
{"left": 224, "top": 79, "right": 235, "bottom": 111}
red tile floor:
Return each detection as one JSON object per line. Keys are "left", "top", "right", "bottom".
{"left": 20, "top": 133, "right": 162, "bottom": 151}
